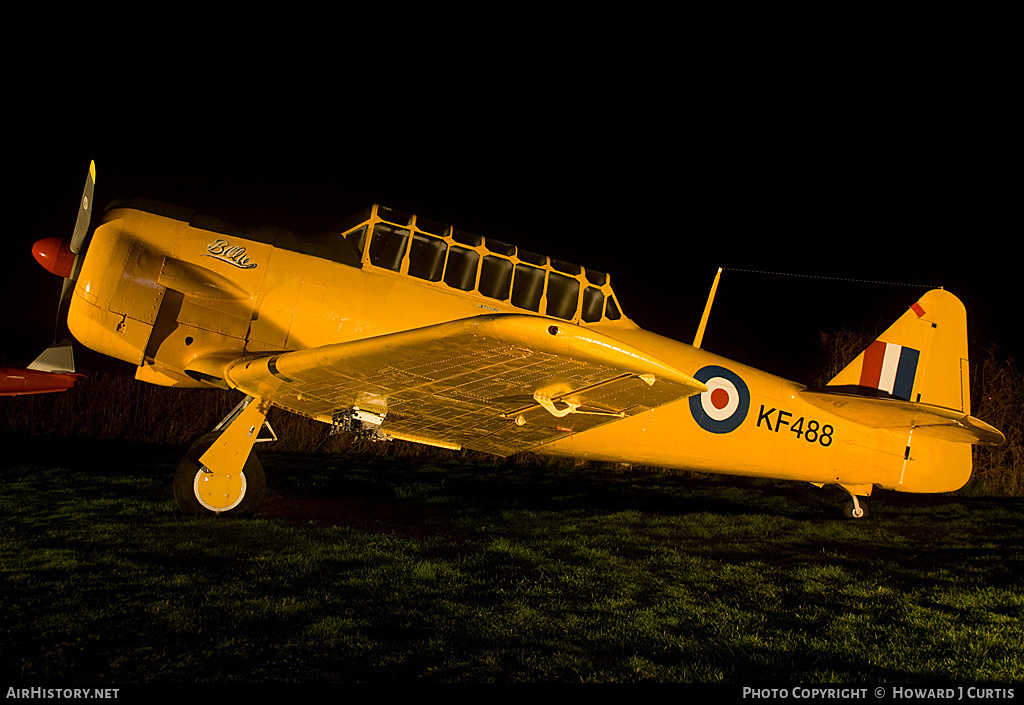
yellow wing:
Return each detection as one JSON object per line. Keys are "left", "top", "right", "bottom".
{"left": 206, "top": 315, "right": 706, "bottom": 456}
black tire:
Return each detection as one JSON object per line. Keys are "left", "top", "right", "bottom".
{"left": 843, "top": 499, "right": 868, "bottom": 519}
{"left": 173, "top": 432, "right": 265, "bottom": 515}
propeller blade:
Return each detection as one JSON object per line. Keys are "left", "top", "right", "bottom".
{"left": 49, "top": 269, "right": 76, "bottom": 346}
{"left": 69, "top": 160, "right": 96, "bottom": 254}
{"left": 40, "top": 161, "right": 97, "bottom": 358}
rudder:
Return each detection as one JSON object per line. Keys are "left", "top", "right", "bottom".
{"left": 895, "top": 431, "right": 973, "bottom": 493}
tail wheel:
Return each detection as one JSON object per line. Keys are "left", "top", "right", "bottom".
{"left": 173, "top": 432, "right": 266, "bottom": 515}
{"left": 843, "top": 499, "right": 868, "bottom": 519}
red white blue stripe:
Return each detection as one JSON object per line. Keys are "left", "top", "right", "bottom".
{"left": 859, "top": 341, "right": 920, "bottom": 401}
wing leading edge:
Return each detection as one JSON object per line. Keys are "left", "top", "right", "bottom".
{"left": 211, "top": 315, "right": 706, "bottom": 456}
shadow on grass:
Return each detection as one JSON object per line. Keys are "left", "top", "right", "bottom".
{"left": 2, "top": 435, "right": 1023, "bottom": 684}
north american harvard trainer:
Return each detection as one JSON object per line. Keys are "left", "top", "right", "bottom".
{"left": 28, "top": 163, "right": 1005, "bottom": 517}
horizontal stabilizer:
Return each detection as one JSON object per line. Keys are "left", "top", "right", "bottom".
{"left": 800, "top": 390, "right": 1005, "bottom": 446}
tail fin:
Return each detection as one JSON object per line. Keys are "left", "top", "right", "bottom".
{"left": 826, "top": 289, "right": 969, "bottom": 412}
{"left": 808, "top": 289, "right": 1004, "bottom": 494}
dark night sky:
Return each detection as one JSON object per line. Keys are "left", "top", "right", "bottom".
{"left": 3, "top": 50, "right": 1018, "bottom": 389}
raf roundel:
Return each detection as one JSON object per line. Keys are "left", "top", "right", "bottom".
{"left": 688, "top": 365, "right": 750, "bottom": 434}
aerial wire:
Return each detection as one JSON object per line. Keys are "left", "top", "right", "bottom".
{"left": 718, "top": 267, "right": 943, "bottom": 290}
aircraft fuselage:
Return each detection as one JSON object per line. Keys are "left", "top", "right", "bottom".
{"left": 64, "top": 200, "right": 979, "bottom": 504}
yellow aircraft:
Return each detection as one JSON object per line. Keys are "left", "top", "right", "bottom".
{"left": 31, "top": 163, "right": 1005, "bottom": 518}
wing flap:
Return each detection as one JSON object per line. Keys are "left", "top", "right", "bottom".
{"left": 218, "top": 315, "right": 706, "bottom": 456}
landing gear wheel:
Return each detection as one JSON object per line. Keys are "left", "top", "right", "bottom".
{"left": 173, "top": 432, "right": 265, "bottom": 516}
{"left": 843, "top": 499, "right": 868, "bottom": 519}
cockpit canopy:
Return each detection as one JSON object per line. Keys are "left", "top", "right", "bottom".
{"left": 342, "top": 205, "right": 624, "bottom": 324}
{"left": 111, "top": 199, "right": 626, "bottom": 326}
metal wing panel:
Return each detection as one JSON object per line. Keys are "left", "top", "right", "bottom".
{"left": 222, "top": 315, "right": 706, "bottom": 456}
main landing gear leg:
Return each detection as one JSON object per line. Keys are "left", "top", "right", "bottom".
{"left": 173, "top": 396, "right": 275, "bottom": 516}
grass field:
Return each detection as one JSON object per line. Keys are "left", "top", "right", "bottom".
{"left": 1, "top": 435, "right": 1022, "bottom": 684}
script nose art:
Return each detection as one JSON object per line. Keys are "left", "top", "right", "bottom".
{"left": 32, "top": 237, "right": 75, "bottom": 278}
